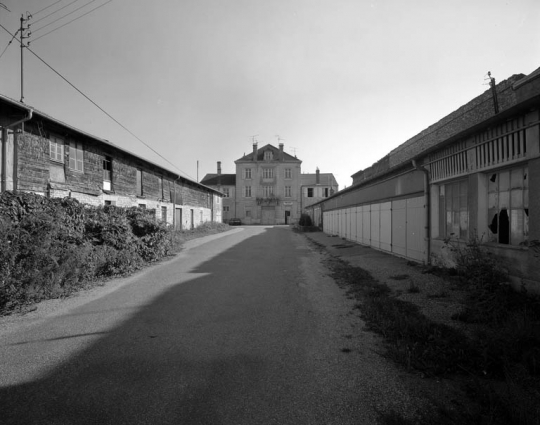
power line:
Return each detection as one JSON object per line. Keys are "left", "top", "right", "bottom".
{"left": 32, "top": 0, "right": 84, "bottom": 26}
{"left": 0, "top": 28, "right": 18, "bottom": 61}
{"left": 0, "top": 23, "right": 196, "bottom": 181}
{"left": 33, "top": 0, "right": 98, "bottom": 32}
{"left": 32, "top": 0, "right": 64, "bottom": 16}
{"left": 32, "top": 0, "right": 112, "bottom": 42}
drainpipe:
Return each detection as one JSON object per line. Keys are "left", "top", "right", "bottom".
{"left": 6, "top": 107, "right": 33, "bottom": 130}
{"left": 172, "top": 174, "right": 182, "bottom": 230}
{"left": 2, "top": 107, "right": 33, "bottom": 192}
{"left": 412, "top": 159, "right": 431, "bottom": 265}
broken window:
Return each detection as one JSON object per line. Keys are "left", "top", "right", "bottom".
{"left": 487, "top": 166, "right": 528, "bottom": 245}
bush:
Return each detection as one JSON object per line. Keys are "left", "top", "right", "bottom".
{"left": 0, "top": 192, "right": 203, "bottom": 314}
{"left": 298, "top": 213, "right": 313, "bottom": 226}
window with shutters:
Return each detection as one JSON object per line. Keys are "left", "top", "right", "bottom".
{"left": 69, "top": 141, "right": 84, "bottom": 172}
{"left": 136, "top": 169, "right": 143, "bottom": 196}
{"left": 49, "top": 136, "right": 64, "bottom": 163}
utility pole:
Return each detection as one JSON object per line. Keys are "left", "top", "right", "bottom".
{"left": 488, "top": 71, "right": 499, "bottom": 114}
{"left": 19, "top": 12, "right": 31, "bottom": 104}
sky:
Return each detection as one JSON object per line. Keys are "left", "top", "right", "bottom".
{"left": 0, "top": 0, "right": 539, "bottom": 189}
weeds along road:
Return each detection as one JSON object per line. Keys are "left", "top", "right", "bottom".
{"left": 1, "top": 226, "right": 421, "bottom": 425}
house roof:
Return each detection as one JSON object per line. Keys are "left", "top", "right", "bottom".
{"left": 300, "top": 173, "right": 338, "bottom": 186}
{"left": 235, "top": 143, "right": 301, "bottom": 162}
{"left": 200, "top": 174, "right": 236, "bottom": 186}
{"left": 0, "top": 93, "right": 222, "bottom": 195}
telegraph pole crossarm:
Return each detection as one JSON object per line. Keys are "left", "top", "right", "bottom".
{"left": 20, "top": 12, "right": 32, "bottom": 103}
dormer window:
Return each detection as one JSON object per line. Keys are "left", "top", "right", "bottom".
{"left": 264, "top": 150, "right": 273, "bottom": 160}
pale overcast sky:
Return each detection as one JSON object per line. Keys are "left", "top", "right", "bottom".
{"left": 0, "top": 0, "right": 538, "bottom": 188}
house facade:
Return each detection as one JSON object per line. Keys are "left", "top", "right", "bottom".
{"left": 199, "top": 161, "right": 236, "bottom": 223}
{"left": 202, "top": 144, "right": 339, "bottom": 225}
{"left": 306, "top": 67, "right": 540, "bottom": 293}
{"left": 0, "top": 94, "right": 222, "bottom": 228}
{"left": 234, "top": 143, "right": 302, "bottom": 225}
{"left": 300, "top": 168, "right": 338, "bottom": 225}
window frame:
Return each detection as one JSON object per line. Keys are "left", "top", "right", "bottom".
{"left": 68, "top": 140, "right": 84, "bottom": 172}
{"left": 161, "top": 206, "right": 167, "bottom": 223}
{"left": 244, "top": 168, "right": 252, "bottom": 179}
{"left": 244, "top": 185, "right": 252, "bottom": 198}
{"left": 136, "top": 169, "right": 143, "bottom": 197}
{"left": 285, "top": 185, "right": 291, "bottom": 198}
{"left": 49, "top": 135, "right": 65, "bottom": 163}
{"left": 263, "top": 168, "right": 274, "bottom": 179}
{"left": 438, "top": 178, "right": 468, "bottom": 240}
{"left": 103, "top": 156, "right": 113, "bottom": 191}
{"left": 307, "top": 188, "right": 314, "bottom": 198}
{"left": 486, "top": 165, "right": 529, "bottom": 246}
{"left": 285, "top": 168, "right": 292, "bottom": 179}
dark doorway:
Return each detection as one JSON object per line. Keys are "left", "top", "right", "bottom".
{"left": 285, "top": 210, "right": 291, "bottom": 224}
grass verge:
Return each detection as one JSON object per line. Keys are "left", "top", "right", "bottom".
{"left": 310, "top": 239, "right": 540, "bottom": 425}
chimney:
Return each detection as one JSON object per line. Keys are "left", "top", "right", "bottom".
{"left": 217, "top": 161, "right": 222, "bottom": 187}
{"left": 252, "top": 143, "right": 258, "bottom": 162}
{"left": 316, "top": 167, "right": 320, "bottom": 184}
{"left": 279, "top": 143, "right": 284, "bottom": 161}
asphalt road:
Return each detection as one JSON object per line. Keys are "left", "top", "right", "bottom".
{"left": 0, "top": 226, "right": 410, "bottom": 424}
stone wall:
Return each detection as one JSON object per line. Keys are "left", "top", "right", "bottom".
{"left": 8, "top": 118, "right": 221, "bottom": 226}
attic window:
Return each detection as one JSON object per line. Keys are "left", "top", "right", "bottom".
{"left": 264, "top": 150, "right": 273, "bottom": 160}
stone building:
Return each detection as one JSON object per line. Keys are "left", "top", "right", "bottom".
{"left": 0, "top": 94, "right": 222, "bottom": 228}
{"left": 198, "top": 161, "right": 236, "bottom": 223}
{"left": 234, "top": 143, "right": 302, "bottom": 225}
{"left": 300, "top": 168, "right": 338, "bottom": 224}
{"left": 202, "top": 144, "right": 338, "bottom": 225}
{"left": 306, "top": 67, "right": 540, "bottom": 293}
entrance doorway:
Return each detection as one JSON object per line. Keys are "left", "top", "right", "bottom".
{"left": 261, "top": 207, "right": 276, "bottom": 225}
{"left": 285, "top": 210, "right": 291, "bottom": 224}
{"left": 175, "top": 208, "right": 182, "bottom": 230}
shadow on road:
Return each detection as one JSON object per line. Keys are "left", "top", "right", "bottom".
{"left": 1, "top": 227, "right": 323, "bottom": 425}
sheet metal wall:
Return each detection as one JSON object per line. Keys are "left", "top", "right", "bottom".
{"left": 323, "top": 195, "right": 425, "bottom": 262}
